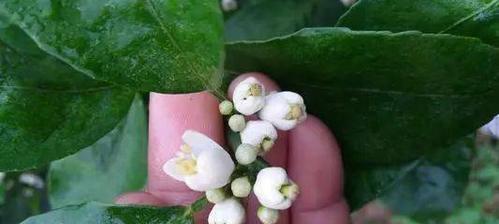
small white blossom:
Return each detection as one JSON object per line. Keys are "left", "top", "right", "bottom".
{"left": 228, "top": 114, "right": 246, "bottom": 132}
{"left": 0, "top": 172, "right": 5, "bottom": 183}
{"left": 259, "top": 91, "right": 307, "bottom": 131}
{"left": 232, "top": 77, "right": 266, "bottom": 115}
{"left": 240, "top": 120, "right": 278, "bottom": 155}
{"left": 19, "top": 173, "right": 44, "bottom": 189}
{"left": 340, "top": 0, "right": 356, "bottom": 7}
{"left": 208, "top": 198, "right": 245, "bottom": 224}
{"left": 231, "top": 176, "right": 252, "bottom": 198}
{"left": 221, "top": 0, "right": 238, "bottom": 12}
{"left": 219, "top": 100, "right": 234, "bottom": 115}
{"left": 257, "top": 207, "right": 279, "bottom": 224}
{"left": 235, "top": 144, "right": 258, "bottom": 165}
{"left": 480, "top": 115, "right": 499, "bottom": 138}
{"left": 163, "top": 130, "right": 235, "bottom": 192}
{"left": 254, "top": 167, "right": 299, "bottom": 210}
{"left": 206, "top": 188, "right": 227, "bottom": 204}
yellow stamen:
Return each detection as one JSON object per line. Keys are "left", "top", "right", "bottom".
{"left": 261, "top": 137, "right": 274, "bottom": 153}
{"left": 249, "top": 84, "right": 262, "bottom": 96}
{"left": 175, "top": 159, "right": 197, "bottom": 175}
{"left": 286, "top": 105, "right": 302, "bottom": 120}
{"left": 180, "top": 144, "right": 192, "bottom": 153}
{"left": 281, "top": 183, "right": 299, "bottom": 199}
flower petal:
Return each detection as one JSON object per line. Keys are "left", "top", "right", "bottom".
{"left": 183, "top": 130, "right": 224, "bottom": 156}
{"left": 162, "top": 158, "right": 185, "bottom": 182}
{"left": 233, "top": 77, "right": 265, "bottom": 115}
{"left": 185, "top": 147, "right": 235, "bottom": 191}
{"left": 208, "top": 198, "right": 245, "bottom": 224}
{"left": 254, "top": 167, "right": 289, "bottom": 209}
{"left": 240, "top": 120, "right": 278, "bottom": 147}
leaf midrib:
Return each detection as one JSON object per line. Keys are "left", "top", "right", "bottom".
{"left": 439, "top": 0, "right": 499, "bottom": 34}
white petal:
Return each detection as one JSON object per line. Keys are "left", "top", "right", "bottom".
{"left": 240, "top": 120, "right": 278, "bottom": 147}
{"left": 254, "top": 167, "right": 289, "bottom": 209}
{"left": 162, "top": 158, "right": 185, "bottom": 182}
{"left": 259, "top": 92, "right": 307, "bottom": 131}
{"left": 480, "top": 115, "right": 499, "bottom": 138}
{"left": 208, "top": 198, "right": 245, "bottom": 224}
{"left": 233, "top": 77, "right": 265, "bottom": 115}
{"left": 185, "top": 147, "right": 235, "bottom": 191}
{"left": 183, "top": 130, "right": 224, "bottom": 156}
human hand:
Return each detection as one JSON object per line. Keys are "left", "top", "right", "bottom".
{"left": 115, "top": 73, "right": 350, "bottom": 224}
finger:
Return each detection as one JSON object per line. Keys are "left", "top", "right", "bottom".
{"left": 288, "top": 116, "right": 350, "bottom": 223}
{"left": 229, "top": 72, "right": 289, "bottom": 224}
{"left": 147, "top": 91, "right": 225, "bottom": 205}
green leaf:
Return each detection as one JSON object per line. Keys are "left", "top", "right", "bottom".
{"left": 224, "top": 0, "right": 346, "bottom": 41}
{"left": 21, "top": 202, "right": 193, "bottom": 224}
{"left": 350, "top": 136, "right": 472, "bottom": 222}
{"left": 226, "top": 28, "right": 499, "bottom": 206}
{"left": 48, "top": 95, "right": 147, "bottom": 209}
{"left": 337, "top": 0, "right": 499, "bottom": 47}
{"left": 0, "top": 0, "right": 224, "bottom": 93}
{"left": 0, "top": 23, "right": 134, "bottom": 171}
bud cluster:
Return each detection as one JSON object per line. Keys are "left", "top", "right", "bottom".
{"left": 163, "top": 76, "right": 307, "bottom": 223}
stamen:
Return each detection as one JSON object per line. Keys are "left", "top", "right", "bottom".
{"left": 176, "top": 159, "right": 197, "bottom": 175}
{"left": 286, "top": 105, "right": 302, "bottom": 120}
{"left": 249, "top": 84, "right": 262, "bottom": 96}
{"left": 180, "top": 144, "right": 192, "bottom": 153}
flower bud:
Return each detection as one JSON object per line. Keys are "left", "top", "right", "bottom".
{"left": 206, "top": 188, "right": 227, "bottom": 204}
{"left": 231, "top": 176, "right": 251, "bottom": 198}
{"left": 340, "top": 0, "right": 356, "bottom": 7}
{"left": 221, "top": 0, "right": 238, "bottom": 12}
{"left": 235, "top": 144, "right": 258, "bottom": 165}
{"left": 480, "top": 115, "right": 499, "bottom": 138}
{"left": 208, "top": 198, "right": 245, "bottom": 224}
{"left": 228, "top": 114, "right": 246, "bottom": 132}
{"left": 219, "top": 100, "right": 234, "bottom": 115}
{"left": 232, "top": 77, "right": 265, "bottom": 115}
{"left": 257, "top": 207, "right": 279, "bottom": 224}
{"left": 240, "top": 120, "right": 277, "bottom": 155}
{"left": 258, "top": 91, "right": 307, "bottom": 131}
{"left": 254, "top": 167, "right": 299, "bottom": 210}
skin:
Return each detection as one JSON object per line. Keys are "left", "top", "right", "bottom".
{"left": 115, "top": 73, "right": 350, "bottom": 223}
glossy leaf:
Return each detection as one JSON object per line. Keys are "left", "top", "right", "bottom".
{"left": 224, "top": 0, "right": 346, "bottom": 41}
{"left": 48, "top": 95, "right": 147, "bottom": 209}
{"left": 21, "top": 202, "right": 193, "bottom": 224}
{"left": 337, "top": 0, "right": 499, "bottom": 47}
{"left": 0, "top": 0, "right": 224, "bottom": 93}
{"left": 0, "top": 24, "right": 134, "bottom": 171}
{"left": 226, "top": 28, "right": 499, "bottom": 206}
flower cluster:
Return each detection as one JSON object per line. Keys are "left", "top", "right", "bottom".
{"left": 163, "top": 77, "right": 307, "bottom": 224}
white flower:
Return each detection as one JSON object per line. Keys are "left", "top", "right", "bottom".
{"left": 228, "top": 114, "right": 246, "bottom": 132}
{"left": 254, "top": 167, "right": 299, "bottom": 210}
{"left": 0, "top": 172, "right": 5, "bottom": 183}
{"left": 19, "top": 173, "right": 44, "bottom": 189}
{"left": 162, "top": 130, "right": 235, "bottom": 192}
{"left": 221, "top": 0, "right": 238, "bottom": 12}
{"left": 206, "top": 188, "right": 227, "bottom": 204}
{"left": 259, "top": 91, "right": 307, "bottom": 131}
{"left": 240, "top": 120, "right": 278, "bottom": 155}
{"left": 232, "top": 77, "right": 266, "bottom": 115}
{"left": 257, "top": 207, "right": 279, "bottom": 224}
{"left": 219, "top": 100, "right": 234, "bottom": 115}
{"left": 231, "top": 176, "right": 252, "bottom": 198}
{"left": 208, "top": 198, "right": 245, "bottom": 224}
{"left": 480, "top": 115, "right": 499, "bottom": 138}
{"left": 340, "top": 0, "right": 356, "bottom": 7}
{"left": 235, "top": 144, "right": 258, "bottom": 165}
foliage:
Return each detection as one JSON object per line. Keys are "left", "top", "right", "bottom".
{"left": 0, "top": 0, "right": 495, "bottom": 222}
